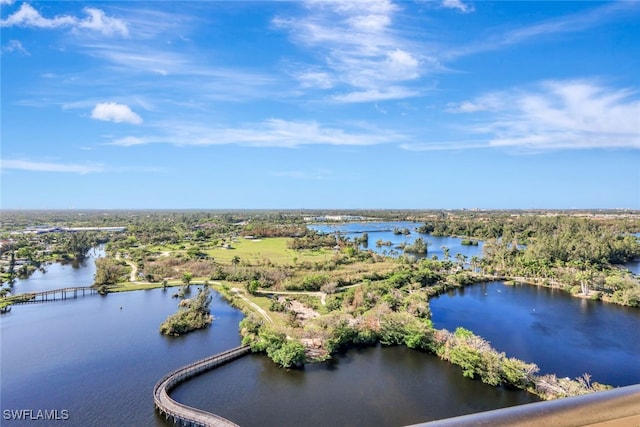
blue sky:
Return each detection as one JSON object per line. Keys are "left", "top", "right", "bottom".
{"left": 1, "top": 0, "right": 639, "bottom": 210}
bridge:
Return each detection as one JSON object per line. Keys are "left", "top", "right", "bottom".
{"left": 6, "top": 286, "right": 98, "bottom": 305}
{"left": 154, "top": 344, "right": 640, "bottom": 427}
{"left": 153, "top": 345, "right": 251, "bottom": 427}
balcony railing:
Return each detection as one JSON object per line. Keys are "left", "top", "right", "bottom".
{"left": 409, "top": 384, "right": 640, "bottom": 427}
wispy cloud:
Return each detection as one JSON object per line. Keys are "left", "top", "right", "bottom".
{"left": 1, "top": 159, "right": 104, "bottom": 174}
{"left": 273, "top": 0, "right": 431, "bottom": 102}
{"left": 441, "top": 0, "right": 474, "bottom": 14}
{"left": 91, "top": 102, "right": 143, "bottom": 124}
{"left": 400, "top": 140, "right": 489, "bottom": 151}
{"left": 109, "top": 118, "right": 405, "bottom": 148}
{"left": 0, "top": 3, "right": 128, "bottom": 36}
{"left": 445, "top": 1, "right": 638, "bottom": 60}
{"left": 447, "top": 80, "right": 640, "bottom": 151}
{"left": 1, "top": 39, "right": 29, "bottom": 55}
{"left": 331, "top": 86, "right": 419, "bottom": 103}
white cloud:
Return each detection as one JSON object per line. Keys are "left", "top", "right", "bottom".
{"left": 1, "top": 40, "right": 29, "bottom": 55}
{"left": 441, "top": 0, "right": 474, "bottom": 14}
{"left": 108, "top": 118, "right": 405, "bottom": 148}
{"left": 274, "top": 0, "right": 429, "bottom": 102}
{"left": 111, "top": 136, "right": 146, "bottom": 146}
{"left": 1, "top": 159, "right": 104, "bottom": 174}
{"left": 0, "top": 0, "right": 15, "bottom": 5}
{"left": 1, "top": 3, "right": 76, "bottom": 28}
{"left": 451, "top": 80, "right": 640, "bottom": 150}
{"left": 0, "top": 4, "right": 128, "bottom": 36}
{"left": 91, "top": 102, "right": 142, "bottom": 124}
{"left": 445, "top": 93, "right": 503, "bottom": 113}
{"left": 75, "top": 8, "right": 129, "bottom": 36}
{"left": 331, "top": 86, "right": 418, "bottom": 103}
{"left": 295, "top": 70, "right": 334, "bottom": 89}
{"left": 400, "top": 140, "right": 488, "bottom": 151}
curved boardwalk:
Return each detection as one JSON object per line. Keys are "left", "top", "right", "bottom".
{"left": 154, "top": 345, "right": 251, "bottom": 427}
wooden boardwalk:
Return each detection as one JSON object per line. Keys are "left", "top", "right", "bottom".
{"left": 7, "top": 286, "right": 98, "bottom": 305}
{"left": 154, "top": 345, "right": 251, "bottom": 427}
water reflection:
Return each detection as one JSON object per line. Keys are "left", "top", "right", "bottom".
{"left": 7, "top": 246, "right": 105, "bottom": 293}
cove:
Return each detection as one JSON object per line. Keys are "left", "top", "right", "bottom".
{"left": 170, "top": 345, "right": 538, "bottom": 427}
{"left": 429, "top": 281, "right": 640, "bottom": 387}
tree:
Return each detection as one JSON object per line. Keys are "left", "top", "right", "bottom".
{"left": 442, "top": 246, "right": 450, "bottom": 261}
{"left": 160, "top": 285, "right": 213, "bottom": 336}
{"left": 94, "top": 258, "right": 126, "bottom": 289}
{"left": 404, "top": 237, "right": 428, "bottom": 255}
{"left": 246, "top": 280, "right": 260, "bottom": 295}
{"left": 231, "top": 255, "right": 240, "bottom": 274}
{"left": 65, "top": 231, "right": 93, "bottom": 261}
{"left": 182, "top": 271, "right": 193, "bottom": 285}
{"left": 470, "top": 256, "right": 480, "bottom": 273}
{"left": 576, "top": 269, "right": 593, "bottom": 296}
{"left": 455, "top": 253, "right": 468, "bottom": 270}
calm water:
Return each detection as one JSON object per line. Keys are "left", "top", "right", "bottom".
{"left": 0, "top": 292, "right": 537, "bottom": 427}
{"left": 6, "top": 248, "right": 638, "bottom": 426}
{"left": 1, "top": 289, "right": 244, "bottom": 426}
{"left": 172, "top": 346, "right": 538, "bottom": 427}
{"left": 429, "top": 281, "right": 640, "bottom": 387}
{"left": 7, "top": 246, "right": 105, "bottom": 293}
{"left": 624, "top": 259, "right": 640, "bottom": 275}
{"left": 308, "top": 221, "right": 484, "bottom": 260}
{"left": 1, "top": 257, "right": 539, "bottom": 426}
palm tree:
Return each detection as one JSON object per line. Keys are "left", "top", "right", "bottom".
{"left": 470, "top": 256, "right": 480, "bottom": 273}
{"left": 231, "top": 255, "right": 240, "bottom": 274}
{"left": 442, "top": 246, "right": 450, "bottom": 261}
{"left": 455, "top": 253, "right": 467, "bottom": 270}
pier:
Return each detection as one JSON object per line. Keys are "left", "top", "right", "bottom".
{"left": 154, "top": 345, "right": 251, "bottom": 427}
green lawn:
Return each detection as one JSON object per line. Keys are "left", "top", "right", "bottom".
{"left": 204, "top": 237, "right": 332, "bottom": 266}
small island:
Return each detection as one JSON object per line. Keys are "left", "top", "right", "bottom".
{"left": 160, "top": 285, "right": 214, "bottom": 336}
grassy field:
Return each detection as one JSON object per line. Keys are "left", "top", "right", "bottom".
{"left": 204, "top": 237, "right": 332, "bottom": 265}
{"left": 145, "top": 237, "right": 333, "bottom": 267}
